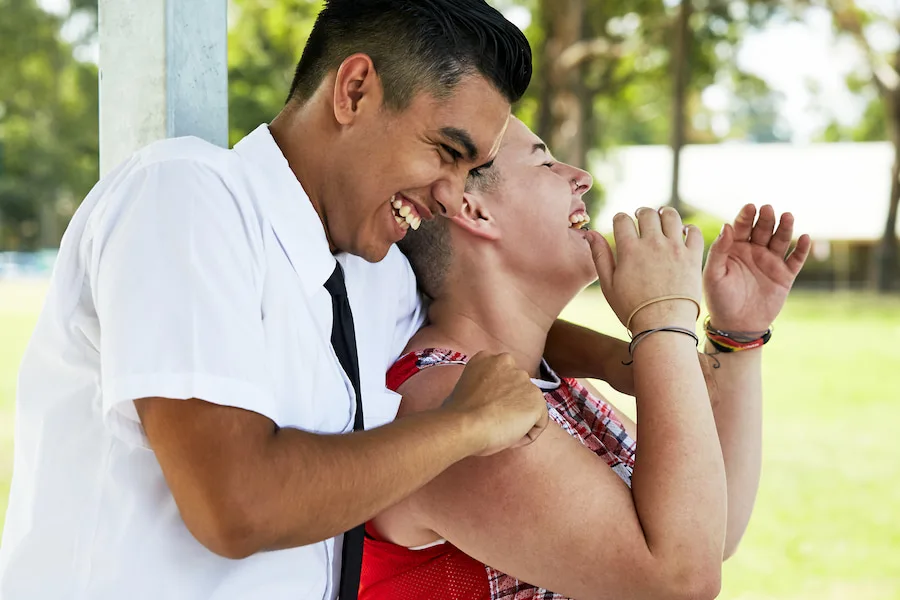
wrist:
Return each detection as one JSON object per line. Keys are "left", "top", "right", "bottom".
{"left": 630, "top": 300, "right": 698, "bottom": 333}
{"left": 438, "top": 401, "right": 491, "bottom": 458}
{"left": 706, "top": 314, "right": 770, "bottom": 335}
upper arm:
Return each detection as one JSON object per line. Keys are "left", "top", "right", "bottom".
{"left": 91, "top": 159, "right": 273, "bottom": 447}
{"left": 376, "top": 372, "right": 664, "bottom": 600}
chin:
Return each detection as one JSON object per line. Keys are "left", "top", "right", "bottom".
{"left": 354, "top": 239, "right": 393, "bottom": 263}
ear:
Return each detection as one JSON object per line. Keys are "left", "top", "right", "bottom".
{"left": 449, "top": 192, "right": 500, "bottom": 241}
{"left": 332, "top": 53, "right": 382, "bottom": 125}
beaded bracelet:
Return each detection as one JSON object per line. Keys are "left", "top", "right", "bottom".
{"left": 622, "top": 326, "right": 700, "bottom": 366}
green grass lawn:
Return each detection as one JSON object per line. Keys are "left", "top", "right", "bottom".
{"left": 1, "top": 281, "right": 898, "bottom": 598}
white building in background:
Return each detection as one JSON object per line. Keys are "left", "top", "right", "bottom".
{"left": 592, "top": 142, "right": 898, "bottom": 287}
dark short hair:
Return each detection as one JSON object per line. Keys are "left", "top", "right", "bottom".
{"left": 399, "top": 162, "right": 503, "bottom": 298}
{"left": 287, "top": 0, "right": 532, "bottom": 109}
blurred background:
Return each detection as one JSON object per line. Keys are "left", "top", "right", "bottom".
{"left": 1, "top": 0, "right": 899, "bottom": 597}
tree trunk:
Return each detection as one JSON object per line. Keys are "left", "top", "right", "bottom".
{"left": 874, "top": 81, "right": 900, "bottom": 292}
{"left": 536, "top": 0, "right": 585, "bottom": 168}
{"left": 872, "top": 46, "right": 900, "bottom": 292}
{"left": 669, "top": 0, "right": 692, "bottom": 212}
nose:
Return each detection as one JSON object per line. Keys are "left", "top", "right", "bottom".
{"left": 430, "top": 172, "right": 467, "bottom": 218}
{"left": 566, "top": 164, "right": 593, "bottom": 196}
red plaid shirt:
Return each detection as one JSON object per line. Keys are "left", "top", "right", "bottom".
{"left": 361, "top": 349, "right": 637, "bottom": 600}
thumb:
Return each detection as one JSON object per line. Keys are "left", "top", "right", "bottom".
{"left": 705, "top": 223, "right": 733, "bottom": 280}
{"left": 585, "top": 230, "right": 615, "bottom": 291}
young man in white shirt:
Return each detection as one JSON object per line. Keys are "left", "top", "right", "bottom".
{"left": 0, "top": 1, "right": 631, "bottom": 598}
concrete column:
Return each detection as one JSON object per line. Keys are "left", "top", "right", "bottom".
{"left": 98, "top": 0, "right": 228, "bottom": 176}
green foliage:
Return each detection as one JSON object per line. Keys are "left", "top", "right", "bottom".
{"left": 227, "top": 0, "right": 323, "bottom": 145}
{"left": 0, "top": 0, "right": 99, "bottom": 250}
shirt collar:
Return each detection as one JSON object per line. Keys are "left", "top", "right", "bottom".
{"left": 233, "top": 123, "right": 335, "bottom": 295}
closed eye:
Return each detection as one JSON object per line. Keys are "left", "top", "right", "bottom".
{"left": 542, "top": 162, "right": 555, "bottom": 169}
{"left": 440, "top": 144, "right": 463, "bottom": 163}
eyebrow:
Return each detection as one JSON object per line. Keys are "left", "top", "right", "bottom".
{"left": 531, "top": 143, "right": 548, "bottom": 154}
{"left": 440, "top": 127, "right": 479, "bottom": 162}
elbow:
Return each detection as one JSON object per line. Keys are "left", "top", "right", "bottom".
{"left": 180, "top": 496, "right": 267, "bottom": 560}
{"left": 722, "top": 541, "right": 741, "bottom": 562}
{"left": 199, "top": 518, "right": 261, "bottom": 561}
{"left": 666, "top": 563, "right": 722, "bottom": 600}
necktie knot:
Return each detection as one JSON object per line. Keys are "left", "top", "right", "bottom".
{"left": 324, "top": 263, "right": 348, "bottom": 298}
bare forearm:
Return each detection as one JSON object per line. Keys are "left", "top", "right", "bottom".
{"left": 253, "top": 409, "right": 482, "bottom": 551}
{"left": 703, "top": 345, "right": 763, "bottom": 558}
{"left": 545, "top": 319, "right": 634, "bottom": 394}
{"left": 149, "top": 402, "right": 482, "bottom": 558}
{"left": 631, "top": 335, "right": 727, "bottom": 570}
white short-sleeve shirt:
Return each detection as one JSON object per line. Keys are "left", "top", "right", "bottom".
{"left": 0, "top": 125, "right": 425, "bottom": 600}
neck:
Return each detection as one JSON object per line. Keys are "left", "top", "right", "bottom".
{"left": 269, "top": 99, "right": 337, "bottom": 252}
{"left": 426, "top": 256, "right": 566, "bottom": 378}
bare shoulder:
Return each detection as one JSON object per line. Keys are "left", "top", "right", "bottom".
{"left": 394, "top": 328, "right": 471, "bottom": 417}
{"left": 394, "top": 358, "right": 465, "bottom": 418}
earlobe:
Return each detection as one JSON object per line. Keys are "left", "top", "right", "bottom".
{"left": 332, "top": 53, "right": 380, "bottom": 125}
{"left": 450, "top": 194, "right": 501, "bottom": 241}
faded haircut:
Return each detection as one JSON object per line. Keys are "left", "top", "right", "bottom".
{"left": 286, "top": 0, "right": 532, "bottom": 110}
{"left": 398, "top": 163, "right": 503, "bottom": 299}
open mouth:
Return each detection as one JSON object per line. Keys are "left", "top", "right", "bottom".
{"left": 390, "top": 194, "right": 422, "bottom": 231}
{"left": 569, "top": 210, "right": 591, "bottom": 230}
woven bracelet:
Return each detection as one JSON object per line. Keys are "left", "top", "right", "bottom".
{"left": 703, "top": 317, "right": 773, "bottom": 353}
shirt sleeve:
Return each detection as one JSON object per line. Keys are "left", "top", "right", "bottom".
{"left": 90, "top": 157, "right": 276, "bottom": 448}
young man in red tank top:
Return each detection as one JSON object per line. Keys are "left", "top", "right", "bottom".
{"left": 360, "top": 117, "right": 811, "bottom": 600}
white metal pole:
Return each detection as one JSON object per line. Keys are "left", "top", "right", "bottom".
{"left": 98, "top": 0, "right": 227, "bottom": 176}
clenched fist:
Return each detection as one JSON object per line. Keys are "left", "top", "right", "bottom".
{"left": 444, "top": 352, "right": 549, "bottom": 457}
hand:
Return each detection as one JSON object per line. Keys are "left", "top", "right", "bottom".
{"left": 586, "top": 207, "right": 704, "bottom": 332}
{"left": 444, "top": 352, "right": 549, "bottom": 457}
{"left": 704, "top": 204, "right": 811, "bottom": 332}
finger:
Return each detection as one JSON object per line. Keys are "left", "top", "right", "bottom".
{"left": 704, "top": 223, "right": 733, "bottom": 280}
{"left": 750, "top": 204, "right": 777, "bottom": 246}
{"left": 684, "top": 224, "right": 704, "bottom": 255}
{"left": 612, "top": 212, "right": 638, "bottom": 245}
{"left": 732, "top": 204, "right": 757, "bottom": 241}
{"left": 519, "top": 404, "right": 550, "bottom": 447}
{"left": 585, "top": 230, "right": 615, "bottom": 292}
{"left": 786, "top": 233, "right": 811, "bottom": 275}
{"left": 768, "top": 212, "right": 794, "bottom": 257}
{"left": 635, "top": 207, "right": 661, "bottom": 238}
{"left": 659, "top": 206, "right": 684, "bottom": 240}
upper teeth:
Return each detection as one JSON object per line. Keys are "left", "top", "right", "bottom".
{"left": 391, "top": 195, "right": 421, "bottom": 230}
{"left": 569, "top": 212, "right": 590, "bottom": 228}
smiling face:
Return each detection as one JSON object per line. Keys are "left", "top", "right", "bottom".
{"left": 460, "top": 117, "right": 597, "bottom": 294}
{"left": 324, "top": 73, "right": 510, "bottom": 262}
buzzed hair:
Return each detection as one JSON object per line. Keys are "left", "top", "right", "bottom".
{"left": 399, "top": 162, "right": 503, "bottom": 299}
{"left": 286, "top": 0, "right": 532, "bottom": 110}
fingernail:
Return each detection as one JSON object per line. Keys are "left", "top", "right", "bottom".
{"left": 719, "top": 224, "right": 725, "bottom": 236}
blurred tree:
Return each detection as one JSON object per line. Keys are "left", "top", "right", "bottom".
{"left": 669, "top": 0, "right": 692, "bottom": 212}
{"left": 815, "top": 0, "right": 899, "bottom": 291}
{"left": 227, "top": 0, "right": 323, "bottom": 145}
{"left": 0, "top": 0, "right": 99, "bottom": 250}
{"left": 525, "top": 0, "right": 784, "bottom": 213}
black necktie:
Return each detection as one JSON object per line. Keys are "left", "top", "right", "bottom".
{"left": 324, "top": 263, "right": 365, "bottom": 600}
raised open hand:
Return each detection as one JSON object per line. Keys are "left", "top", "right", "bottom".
{"left": 703, "top": 204, "right": 811, "bottom": 332}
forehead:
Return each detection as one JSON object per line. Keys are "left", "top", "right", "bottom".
{"left": 496, "top": 118, "right": 547, "bottom": 164}
{"left": 411, "top": 76, "right": 510, "bottom": 159}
